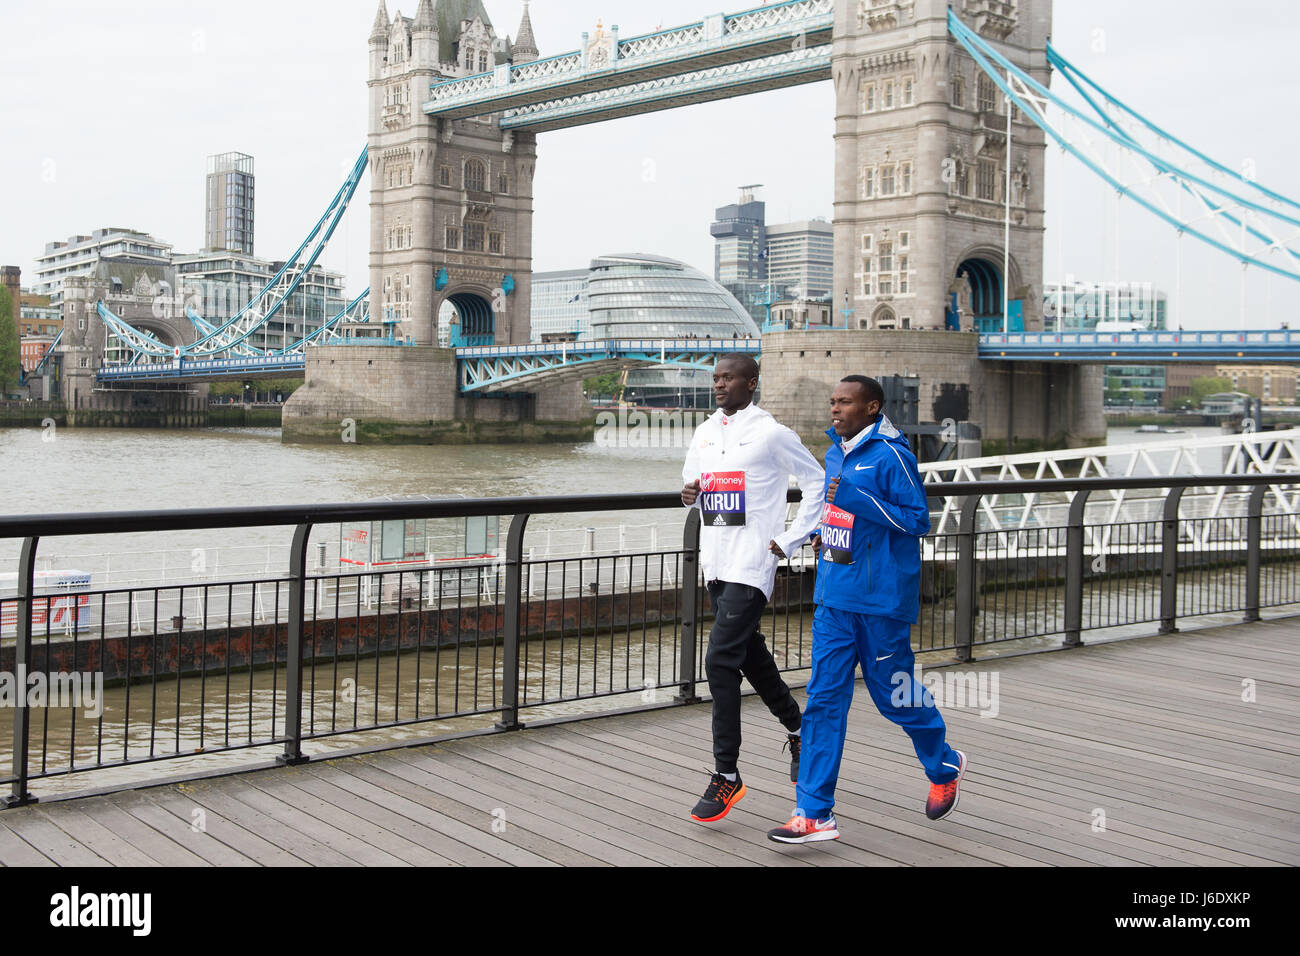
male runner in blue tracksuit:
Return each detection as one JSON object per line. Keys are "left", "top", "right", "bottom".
{"left": 767, "top": 375, "right": 966, "bottom": 843}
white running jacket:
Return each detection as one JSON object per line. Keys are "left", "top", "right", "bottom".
{"left": 681, "top": 403, "right": 826, "bottom": 599}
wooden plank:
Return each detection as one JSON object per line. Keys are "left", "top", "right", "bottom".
{"left": 383, "top": 748, "right": 704, "bottom": 866}
{"left": 112, "top": 791, "right": 257, "bottom": 867}
{"left": 240, "top": 769, "right": 462, "bottom": 867}
{"left": 0, "top": 810, "right": 110, "bottom": 866}
{"left": 0, "top": 820, "right": 56, "bottom": 866}
{"left": 181, "top": 783, "right": 359, "bottom": 867}
{"left": 214, "top": 779, "right": 411, "bottom": 866}
{"left": 92, "top": 798, "right": 212, "bottom": 867}
{"left": 30, "top": 805, "right": 159, "bottom": 867}
{"left": 315, "top": 756, "right": 559, "bottom": 867}
{"left": 144, "top": 786, "right": 306, "bottom": 867}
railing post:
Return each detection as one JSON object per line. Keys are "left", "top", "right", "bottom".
{"left": 6, "top": 537, "right": 39, "bottom": 808}
{"left": 1158, "top": 487, "right": 1186, "bottom": 634}
{"left": 278, "top": 523, "right": 313, "bottom": 766}
{"left": 496, "top": 513, "right": 529, "bottom": 731}
{"left": 954, "top": 496, "right": 982, "bottom": 663}
{"left": 1244, "top": 483, "right": 1267, "bottom": 623}
{"left": 676, "top": 509, "right": 703, "bottom": 704}
{"left": 1063, "top": 489, "right": 1092, "bottom": 648}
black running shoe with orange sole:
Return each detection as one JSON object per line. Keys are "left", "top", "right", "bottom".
{"left": 690, "top": 772, "right": 746, "bottom": 822}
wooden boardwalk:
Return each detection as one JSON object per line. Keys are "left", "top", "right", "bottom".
{"left": 2, "top": 617, "right": 1297, "bottom": 866}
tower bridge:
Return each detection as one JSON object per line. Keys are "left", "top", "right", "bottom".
{"left": 34, "top": 0, "right": 1300, "bottom": 445}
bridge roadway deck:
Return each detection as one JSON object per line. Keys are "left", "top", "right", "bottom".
{"left": 1, "top": 618, "right": 1296, "bottom": 867}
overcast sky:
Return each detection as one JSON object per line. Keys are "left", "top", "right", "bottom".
{"left": 2, "top": 1, "right": 1297, "bottom": 328}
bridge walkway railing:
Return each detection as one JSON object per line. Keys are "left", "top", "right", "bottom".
{"left": 0, "top": 475, "right": 1296, "bottom": 805}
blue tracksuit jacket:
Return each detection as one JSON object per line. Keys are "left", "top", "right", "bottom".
{"left": 812, "top": 415, "right": 931, "bottom": 623}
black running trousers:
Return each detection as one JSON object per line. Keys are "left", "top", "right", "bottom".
{"left": 704, "top": 579, "right": 802, "bottom": 774}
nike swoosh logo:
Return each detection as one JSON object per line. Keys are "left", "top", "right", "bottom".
{"left": 739, "top": 441, "right": 754, "bottom": 446}
{"left": 855, "top": 464, "right": 875, "bottom": 470}
{"left": 725, "top": 611, "right": 743, "bottom": 620}
{"left": 875, "top": 653, "right": 893, "bottom": 662}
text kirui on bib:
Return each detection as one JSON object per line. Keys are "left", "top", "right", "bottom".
{"left": 821, "top": 504, "right": 854, "bottom": 564}
{"left": 699, "top": 471, "right": 746, "bottom": 526}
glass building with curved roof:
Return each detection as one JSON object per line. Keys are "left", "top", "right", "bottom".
{"left": 531, "top": 253, "right": 758, "bottom": 406}
{"left": 586, "top": 253, "right": 759, "bottom": 340}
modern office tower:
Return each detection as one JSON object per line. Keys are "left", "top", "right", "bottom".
{"left": 710, "top": 186, "right": 767, "bottom": 327}
{"left": 205, "top": 152, "right": 255, "bottom": 254}
{"left": 764, "top": 219, "right": 833, "bottom": 299}
{"left": 530, "top": 268, "right": 590, "bottom": 342}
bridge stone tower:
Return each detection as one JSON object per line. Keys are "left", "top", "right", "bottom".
{"left": 283, "top": 1, "right": 590, "bottom": 443}
{"left": 831, "top": 0, "right": 1049, "bottom": 333}
{"left": 762, "top": 0, "right": 1104, "bottom": 451}
{"left": 367, "top": 0, "right": 537, "bottom": 347}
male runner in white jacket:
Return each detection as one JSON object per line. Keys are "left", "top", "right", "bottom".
{"left": 680, "top": 354, "right": 825, "bottom": 822}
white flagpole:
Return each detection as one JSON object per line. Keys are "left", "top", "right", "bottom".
{"left": 1003, "top": 74, "right": 1012, "bottom": 335}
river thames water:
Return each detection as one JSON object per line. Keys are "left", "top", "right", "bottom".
{"left": 0, "top": 422, "right": 1228, "bottom": 558}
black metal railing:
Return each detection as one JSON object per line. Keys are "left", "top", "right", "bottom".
{"left": 1, "top": 476, "right": 1296, "bottom": 805}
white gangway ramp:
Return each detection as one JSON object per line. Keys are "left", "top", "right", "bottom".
{"left": 917, "top": 428, "right": 1300, "bottom": 561}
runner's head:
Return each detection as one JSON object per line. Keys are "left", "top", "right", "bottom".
{"left": 713, "top": 354, "right": 759, "bottom": 415}
{"left": 830, "top": 375, "right": 883, "bottom": 439}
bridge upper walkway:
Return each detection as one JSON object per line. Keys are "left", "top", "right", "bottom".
{"left": 1, "top": 617, "right": 1294, "bottom": 866}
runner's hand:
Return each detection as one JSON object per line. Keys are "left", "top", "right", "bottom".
{"left": 681, "top": 479, "right": 700, "bottom": 506}
{"left": 826, "top": 478, "right": 839, "bottom": 503}
{"left": 769, "top": 540, "right": 786, "bottom": 559}
{"left": 810, "top": 533, "right": 822, "bottom": 559}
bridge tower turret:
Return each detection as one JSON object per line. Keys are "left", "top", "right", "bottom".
{"left": 366, "top": 0, "right": 536, "bottom": 347}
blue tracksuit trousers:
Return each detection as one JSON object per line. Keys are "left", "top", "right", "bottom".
{"left": 796, "top": 605, "right": 962, "bottom": 819}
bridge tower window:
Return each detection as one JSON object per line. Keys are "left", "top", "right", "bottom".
{"left": 880, "top": 165, "right": 895, "bottom": 196}
{"left": 863, "top": 82, "right": 876, "bottom": 112}
{"left": 465, "top": 160, "right": 486, "bottom": 192}
{"left": 446, "top": 227, "right": 460, "bottom": 249}
{"left": 464, "top": 222, "right": 485, "bottom": 252}
{"left": 976, "top": 159, "right": 997, "bottom": 201}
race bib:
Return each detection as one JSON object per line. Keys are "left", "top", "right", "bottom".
{"left": 820, "top": 504, "right": 855, "bottom": 564}
{"left": 699, "top": 471, "right": 746, "bottom": 526}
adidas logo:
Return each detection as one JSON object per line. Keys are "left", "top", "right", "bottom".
{"left": 713, "top": 514, "right": 727, "bottom": 526}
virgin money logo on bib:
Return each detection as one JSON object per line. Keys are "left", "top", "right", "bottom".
{"left": 821, "top": 504, "right": 855, "bottom": 564}
{"left": 699, "top": 471, "right": 746, "bottom": 526}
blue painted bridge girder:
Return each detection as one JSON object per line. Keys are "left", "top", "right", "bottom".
{"left": 91, "top": 330, "right": 1296, "bottom": 389}
{"left": 980, "top": 329, "right": 1300, "bottom": 363}
{"left": 456, "top": 338, "right": 761, "bottom": 393}
{"left": 96, "top": 353, "right": 307, "bottom": 384}
{"left": 423, "top": 0, "right": 833, "bottom": 133}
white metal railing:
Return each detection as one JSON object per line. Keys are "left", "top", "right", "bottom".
{"left": 921, "top": 427, "right": 1300, "bottom": 538}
